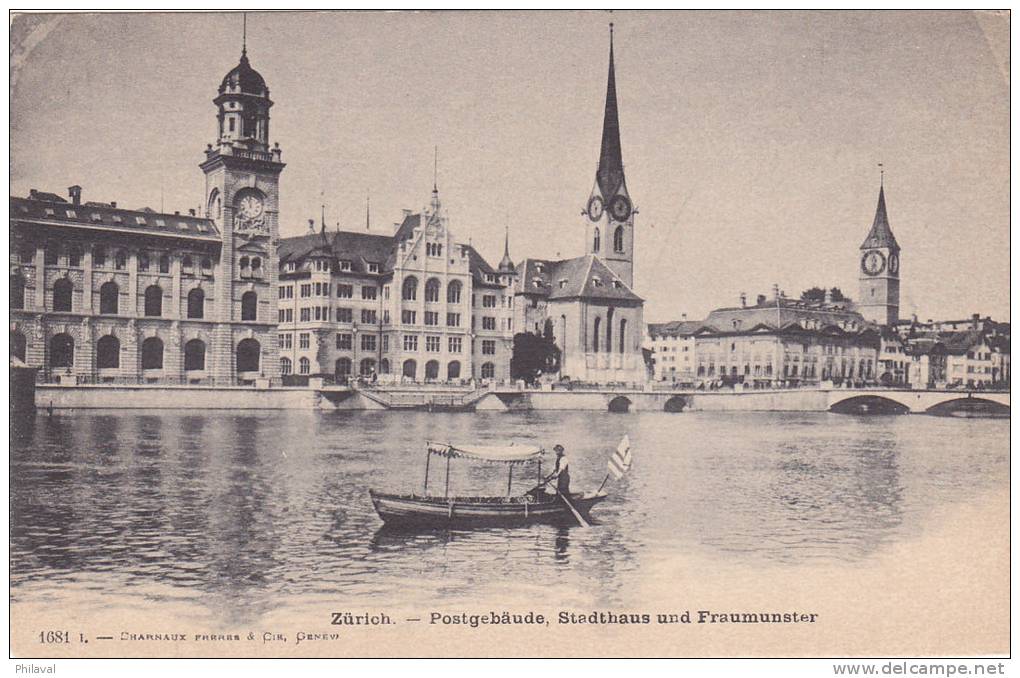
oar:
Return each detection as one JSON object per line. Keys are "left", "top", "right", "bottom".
{"left": 555, "top": 487, "right": 590, "bottom": 528}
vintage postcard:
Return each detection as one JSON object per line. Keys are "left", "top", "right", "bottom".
{"left": 8, "top": 9, "right": 1010, "bottom": 665}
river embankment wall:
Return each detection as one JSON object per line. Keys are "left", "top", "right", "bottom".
{"left": 36, "top": 384, "right": 318, "bottom": 410}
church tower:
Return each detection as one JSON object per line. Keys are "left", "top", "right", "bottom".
{"left": 857, "top": 179, "right": 900, "bottom": 326}
{"left": 200, "top": 32, "right": 285, "bottom": 381}
{"left": 583, "top": 25, "right": 635, "bottom": 288}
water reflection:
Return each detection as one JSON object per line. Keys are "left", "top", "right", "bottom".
{"left": 9, "top": 409, "right": 1009, "bottom": 619}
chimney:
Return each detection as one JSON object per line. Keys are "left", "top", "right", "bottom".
{"left": 681, "top": 313, "right": 687, "bottom": 321}
{"left": 739, "top": 292, "right": 747, "bottom": 308}
{"left": 173, "top": 211, "right": 180, "bottom": 215}
{"left": 772, "top": 284, "right": 780, "bottom": 301}
{"left": 110, "top": 201, "right": 117, "bottom": 208}
{"left": 68, "top": 185, "right": 82, "bottom": 206}
{"left": 188, "top": 208, "right": 196, "bottom": 216}
{"left": 757, "top": 294, "right": 767, "bottom": 305}
{"left": 308, "top": 218, "right": 316, "bottom": 233}
{"left": 29, "top": 188, "right": 38, "bottom": 200}
{"left": 402, "top": 209, "right": 412, "bottom": 217}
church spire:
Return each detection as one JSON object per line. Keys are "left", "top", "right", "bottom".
{"left": 596, "top": 23, "right": 625, "bottom": 199}
{"left": 498, "top": 223, "right": 515, "bottom": 272}
{"left": 860, "top": 181, "right": 899, "bottom": 250}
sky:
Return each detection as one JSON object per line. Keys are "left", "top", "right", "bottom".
{"left": 10, "top": 10, "right": 1010, "bottom": 322}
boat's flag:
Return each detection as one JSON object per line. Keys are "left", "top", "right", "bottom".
{"left": 608, "top": 434, "right": 632, "bottom": 480}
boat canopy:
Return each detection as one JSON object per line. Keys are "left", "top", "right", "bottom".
{"left": 426, "top": 442, "right": 544, "bottom": 465}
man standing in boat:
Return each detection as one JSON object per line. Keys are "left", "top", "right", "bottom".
{"left": 552, "top": 444, "right": 571, "bottom": 496}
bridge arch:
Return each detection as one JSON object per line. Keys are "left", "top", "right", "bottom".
{"left": 925, "top": 397, "right": 1009, "bottom": 418}
{"left": 608, "top": 396, "right": 632, "bottom": 413}
{"left": 829, "top": 395, "right": 909, "bottom": 416}
{"left": 664, "top": 395, "right": 688, "bottom": 413}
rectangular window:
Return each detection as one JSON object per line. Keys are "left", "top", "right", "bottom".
{"left": 426, "top": 335, "right": 441, "bottom": 353}
{"left": 482, "top": 340, "right": 496, "bottom": 355}
{"left": 336, "top": 333, "right": 352, "bottom": 350}
{"left": 382, "top": 335, "right": 389, "bottom": 352}
{"left": 314, "top": 282, "right": 322, "bottom": 296}
{"left": 361, "top": 309, "right": 377, "bottom": 325}
{"left": 299, "top": 333, "right": 310, "bottom": 349}
{"left": 482, "top": 316, "right": 496, "bottom": 330}
{"left": 425, "top": 311, "right": 439, "bottom": 326}
{"left": 449, "top": 336, "right": 462, "bottom": 353}
{"left": 337, "top": 284, "right": 353, "bottom": 298}
{"left": 402, "top": 309, "right": 417, "bottom": 325}
{"left": 383, "top": 285, "right": 390, "bottom": 300}
{"left": 279, "top": 333, "right": 293, "bottom": 349}
{"left": 278, "top": 309, "right": 285, "bottom": 322}
{"left": 361, "top": 334, "right": 376, "bottom": 352}
{"left": 285, "top": 308, "right": 293, "bottom": 322}
{"left": 382, "top": 310, "right": 391, "bottom": 324}
{"left": 337, "top": 307, "right": 353, "bottom": 323}
{"left": 482, "top": 294, "right": 497, "bottom": 308}
{"left": 300, "top": 308, "right": 311, "bottom": 322}
{"left": 362, "top": 286, "right": 377, "bottom": 300}
{"left": 403, "top": 334, "right": 418, "bottom": 352}
{"left": 314, "top": 306, "right": 322, "bottom": 321}
{"left": 446, "top": 312, "right": 460, "bottom": 327}
{"left": 300, "top": 284, "right": 311, "bottom": 298}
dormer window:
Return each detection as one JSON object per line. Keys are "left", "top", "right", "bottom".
{"left": 111, "top": 215, "right": 123, "bottom": 224}
{"left": 592, "top": 277, "right": 603, "bottom": 287}
{"left": 66, "top": 209, "right": 77, "bottom": 219}
{"left": 339, "top": 260, "right": 352, "bottom": 272}
{"left": 559, "top": 279, "right": 567, "bottom": 289}
{"left": 155, "top": 219, "right": 166, "bottom": 227}
{"left": 44, "top": 208, "right": 55, "bottom": 217}
{"left": 90, "top": 213, "right": 102, "bottom": 222}
{"left": 613, "top": 280, "right": 622, "bottom": 289}
{"left": 135, "top": 216, "right": 146, "bottom": 225}
{"left": 536, "top": 264, "right": 544, "bottom": 273}
{"left": 367, "top": 262, "right": 380, "bottom": 273}
{"left": 196, "top": 223, "right": 207, "bottom": 232}
{"left": 485, "top": 273, "right": 496, "bottom": 283}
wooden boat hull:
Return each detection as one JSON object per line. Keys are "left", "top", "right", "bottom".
{"left": 369, "top": 490, "right": 607, "bottom": 528}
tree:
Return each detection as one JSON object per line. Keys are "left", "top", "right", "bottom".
{"left": 800, "top": 286, "right": 850, "bottom": 303}
{"left": 510, "top": 331, "right": 561, "bottom": 384}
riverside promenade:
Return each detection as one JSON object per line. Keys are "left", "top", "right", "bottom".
{"left": 33, "top": 381, "right": 1010, "bottom": 416}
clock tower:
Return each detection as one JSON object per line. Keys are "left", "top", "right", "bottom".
{"left": 583, "top": 25, "right": 635, "bottom": 288}
{"left": 200, "top": 42, "right": 285, "bottom": 381}
{"left": 857, "top": 181, "right": 900, "bottom": 326}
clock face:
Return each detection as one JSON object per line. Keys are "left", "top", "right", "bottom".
{"left": 238, "top": 195, "right": 264, "bottom": 220}
{"left": 888, "top": 252, "right": 899, "bottom": 275}
{"left": 862, "top": 250, "right": 886, "bottom": 276}
{"left": 609, "top": 194, "right": 632, "bottom": 221}
{"left": 587, "top": 195, "right": 604, "bottom": 221}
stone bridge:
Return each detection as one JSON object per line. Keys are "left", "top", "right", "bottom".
{"left": 473, "top": 387, "right": 1010, "bottom": 416}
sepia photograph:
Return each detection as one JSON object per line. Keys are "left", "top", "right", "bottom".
{"left": 7, "top": 9, "right": 1010, "bottom": 667}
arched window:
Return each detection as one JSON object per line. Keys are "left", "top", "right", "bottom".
{"left": 241, "top": 291, "right": 257, "bottom": 321}
{"left": 379, "top": 358, "right": 390, "bottom": 374}
{"left": 402, "top": 359, "right": 417, "bottom": 379}
{"left": 96, "top": 335, "right": 120, "bottom": 369}
{"left": 606, "top": 308, "right": 614, "bottom": 353}
{"left": 11, "top": 331, "right": 26, "bottom": 362}
{"left": 481, "top": 362, "right": 495, "bottom": 379}
{"left": 68, "top": 246, "right": 82, "bottom": 267}
{"left": 11, "top": 274, "right": 25, "bottom": 310}
{"left": 402, "top": 276, "right": 418, "bottom": 301}
{"left": 593, "top": 317, "right": 601, "bottom": 353}
{"left": 593, "top": 227, "right": 601, "bottom": 253}
{"left": 187, "top": 288, "right": 204, "bottom": 319}
{"left": 240, "top": 256, "right": 250, "bottom": 270}
{"left": 114, "top": 250, "right": 127, "bottom": 270}
{"left": 93, "top": 246, "right": 106, "bottom": 268}
{"left": 425, "top": 278, "right": 441, "bottom": 303}
{"left": 251, "top": 257, "right": 262, "bottom": 272}
{"left": 619, "top": 318, "right": 627, "bottom": 353}
{"left": 144, "top": 285, "right": 163, "bottom": 317}
{"left": 182, "top": 255, "right": 193, "bottom": 271}
{"left": 360, "top": 358, "right": 376, "bottom": 377}
{"left": 201, "top": 257, "right": 212, "bottom": 272}
{"left": 447, "top": 360, "right": 461, "bottom": 380}
{"left": 447, "top": 280, "right": 462, "bottom": 304}
{"left": 300, "top": 357, "right": 311, "bottom": 375}
{"left": 425, "top": 360, "right": 440, "bottom": 381}
{"left": 613, "top": 225, "right": 624, "bottom": 253}
{"left": 141, "top": 337, "right": 164, "bottom": 370}
{"left": 53, "top": 278, "right": 73, "bottom": 312}
{"left": 138, "top": 252, "right": 150, "bottom": 271}
{"left": 335, "top": 357, "right": 351, "bottom": 378}
{"left": 184, "top": 339, "right": 206, "bottom": 372}
{"left": 236, "top": 338, "right": 261, "bottom": 373}
{"left": 159, "top": 255, "right": 171, "bottom": 274}
{"left": 50, "top": 333, "right": 74, "bottom": 368}
{"left": 280, "top": 357, "right": 292, "bottom": 375}
{"left": 100, "top": 281, "right": 119, "bottom": 315}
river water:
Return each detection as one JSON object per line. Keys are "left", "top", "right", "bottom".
{"left": 8, "top": 409, "right": 1010, "bottom": 653}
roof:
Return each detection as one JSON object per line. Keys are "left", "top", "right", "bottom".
{"left": 860, "top": 184, "right": 899, "bottom": 250}
{"left": 648, "top": 320, "right": 703, "bottom": 338}
{"left": 427, "top": 442, "right": 543, "bottom": 465}
{"left": 333, "top": 230, "right": 395, "bottom": 274}
{"left": 10, "top": 194, "right": 220, "bottom": 242}
{"left": 940, "top": 330, "right": 988, "bottom": 355}
{"left": 219, "top": 51, "right": 269, "bottom": 97}
{"left": 703, "top": 297, "right": 866, "bottom": 332}
{"left": 278, "top": 231, "right": 332, "bottom": 265}
{"left": 516, "top": 255, "right": 642, "bottom": 303}
{"left": 462, "top": 244, "right": 503, "bottom": 288}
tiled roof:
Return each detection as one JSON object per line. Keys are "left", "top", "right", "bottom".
{"left": 334, "top": 230, "right": 397, "bottom": 274}
{"left": 647, "top": 320, "right": 703, "bottom": 338}
{"left": 278, "top": 231, "right": 332, "bottom": 264}
{"left": 462, "top": 244, "right": 503, "bottom": 288}
{"left": 516, "top": 255, "right": 642, "bottom": 303}
{"left": 703, "top": 298, "right": 866, "bottom": 333}
{"left": 11, "top": 195, "right": 220, "bottom": 241}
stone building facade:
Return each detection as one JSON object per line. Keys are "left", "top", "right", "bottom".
{"left": 9, "top": 46, "right": 282, "bottom": 384}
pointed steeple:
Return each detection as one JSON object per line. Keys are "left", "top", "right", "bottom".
{"left": 498, "top": 224, "right": 514, "bottom": 272}
{"left": 860, "top": 183, "right": 899, "bottom": 250}
{"left": 596, "top": 23, "right": 625, "bottom": 199}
